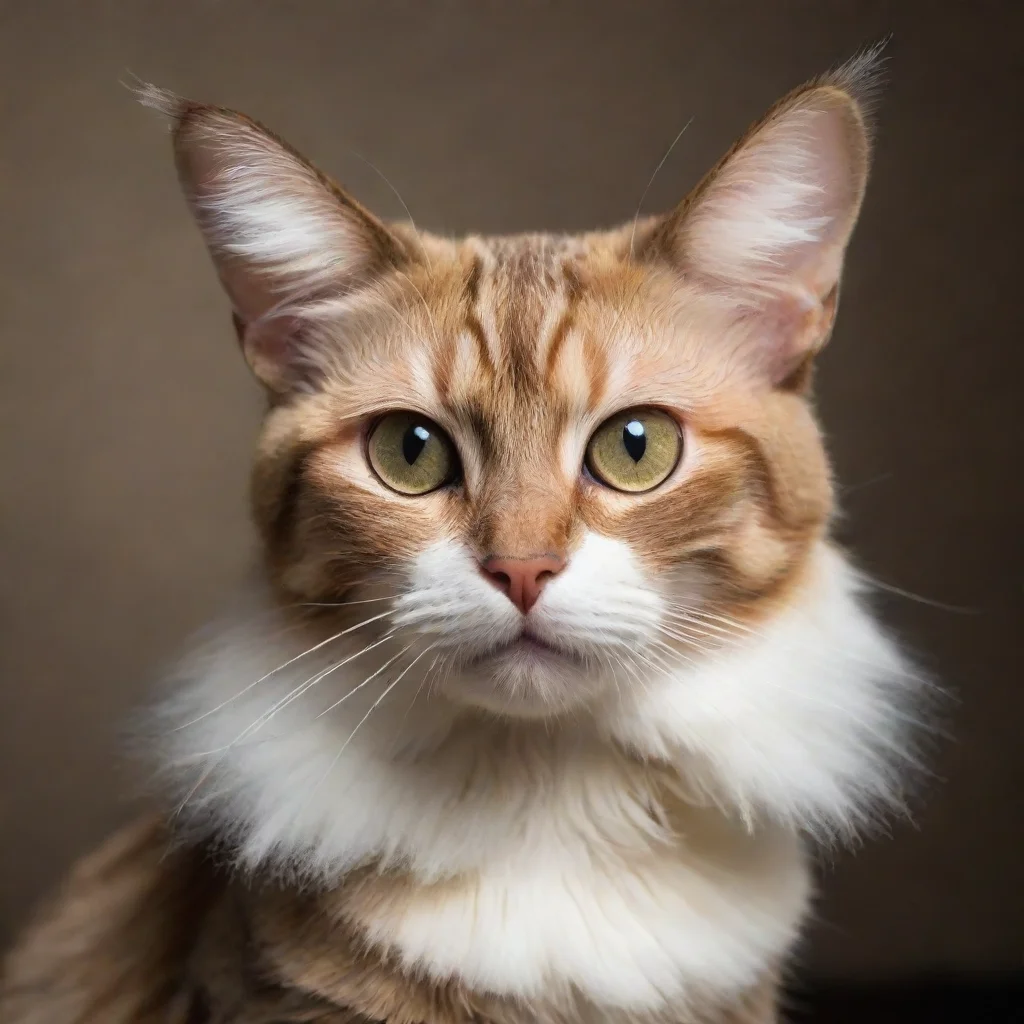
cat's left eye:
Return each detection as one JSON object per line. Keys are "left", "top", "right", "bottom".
{"left": 367, "top": 412, "right": 459, "bottom": 495}
{"left": 585, "top": 408, "right": 681, "bottom": 493}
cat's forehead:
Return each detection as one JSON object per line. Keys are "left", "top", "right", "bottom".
{"left": 428, "top": 232, "right": 626, "bottom": 423}
{"left": 324, "top": 227, "right": 729, "bottom": 439}
{"left": 471, "top": 235, "right": 587, "bottom": 370}
{"left": 477, "top": 231, "right": 592, "bottom": 262}
{"left": 469, "top": 231, "right": 592, "bottom": 328}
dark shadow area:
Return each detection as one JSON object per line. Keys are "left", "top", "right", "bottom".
{"left": 790, "top": 975, "right": 1024, "bottom": 1023}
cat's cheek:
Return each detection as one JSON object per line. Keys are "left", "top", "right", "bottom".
{"left": 305, "top": 444, "right": 467, "bottom": 560}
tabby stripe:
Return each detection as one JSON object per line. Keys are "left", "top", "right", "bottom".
{"left": 266, "top": 443, "right": 316, "bottom": 553}
{"left": 464, "top": 253, "right": 483, "bottom": 304}
{"left": 464, "top": 312, "right": 494, "bottom": 379}
{"left": 541, "top": 291, "right": 576, "bottom": 382}
{"left": 703, "top": 426, "right": 786, "bottom": 528}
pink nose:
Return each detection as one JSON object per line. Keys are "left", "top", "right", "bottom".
{"left": 480, "top": 554, "right": 566, "bottom": 615}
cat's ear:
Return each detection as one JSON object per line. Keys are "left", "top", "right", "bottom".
{"left": 647, "top": 49, "right": 882, "bottom": 388}
{"left": 140, "top": 86, "right": 406, "bottom": 392}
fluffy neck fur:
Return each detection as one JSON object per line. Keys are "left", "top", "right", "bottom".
{"left": 152, "top": 540, "right": 912, "bottom": 1013}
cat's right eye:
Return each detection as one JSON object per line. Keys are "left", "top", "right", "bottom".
{"left": 585, "top": 407, "right": 682, "bottom": 493}
{"left": 367, "top": 412, "right": 459, "bottom": 495}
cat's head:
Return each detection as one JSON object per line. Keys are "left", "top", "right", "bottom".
{"left": 145, "top": 54, "right": 877, "bottom": 722}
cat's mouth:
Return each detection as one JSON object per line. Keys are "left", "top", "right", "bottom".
{"left": 472, "top": 629, "right": 580, "bottom": 667}
{"left": 441, "top": 625, "right": 595, "bottom": 718}
{"left": 511, "top": 632, "right": 562, "bottom": 656}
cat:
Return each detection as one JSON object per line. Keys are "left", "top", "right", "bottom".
{"left": 1, "top": 46, "right": 921, "bottom": 1024}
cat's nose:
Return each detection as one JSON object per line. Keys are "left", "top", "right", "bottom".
{"left": 480, "top": 554, "right": 566, "bottom": 615}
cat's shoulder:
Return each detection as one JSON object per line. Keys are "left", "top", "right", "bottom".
{"left": 0, "top": 815, "right": 216, "bottom": 1023}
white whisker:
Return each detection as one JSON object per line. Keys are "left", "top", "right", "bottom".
{"left": 235, "top": 632, "right": 399, "bottom": 744}
{"left": 172, "top": 607, "right": 395, "bottom": 730}
{"left": 308, "top": 644, "right": 437, "bottom": 799}
{"left": 315, "top": 642, "right": 415, "bottom": 720}
{"left": 299, "top": 596, "right": 396, "bottom": 608}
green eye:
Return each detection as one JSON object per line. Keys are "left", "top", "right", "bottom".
{"left": 585, "top": 408, "right": 681, "bottom": 493}
{"left": 368, "top": 412, "right": 458, "bottom": 495}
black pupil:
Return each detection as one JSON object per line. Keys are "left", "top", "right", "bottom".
{"left": 402, "top": 423, "right": 430, "bottom": 465}
{"left": 622, "top": 420, "right": 646, "bottom": 463}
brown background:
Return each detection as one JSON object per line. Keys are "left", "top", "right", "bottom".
{"left": 1, "top": 0, "right": 1021, "bottom": 981}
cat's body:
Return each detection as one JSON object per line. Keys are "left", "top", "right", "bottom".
{"left": 2, "top": 50, "right": 919, "bottom": 1024}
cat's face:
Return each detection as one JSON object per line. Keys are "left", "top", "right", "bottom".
{"left": 150, "top": 60, "right": 871, "bottom": 718}
{"left": 249, "top": 239, "right": 834, "bottom": 718}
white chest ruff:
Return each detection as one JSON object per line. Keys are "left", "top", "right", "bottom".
{"left": 157, "top": 545, "right": 911, "bottom": 1013}
{"left": 355, "top": 820, "right": 808, "bottom": 1011}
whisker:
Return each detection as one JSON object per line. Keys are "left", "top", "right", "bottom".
{"left": 171, "top": 608, "right": 396, "bottom": 730}
{"left": 314, "top": 642, "right": 416, "bottom": 720}
{"left": 428, "top": 650, "right": 457, "bottom": 699}
{"left": 627, "top": 643, "right": 678, "bottom": 678}
{"left": 298, "top": 596, "right": 396, "bottom": 609}
{"left": 171, "top": 765, "right": 216, "bottom": 822}
{"left": 171, "top": 631, "right": 403, "bottom": 821}
{"left": 662, "top": 609, "right": 751, "bottom": 635}
{"left": 853, "top": 573, "right": 979, "bottom": 614}
{"left": 628, "top": 117, "right": 693, "bottom": 261}
{"left": 237, "top": 632, "right": 399, "bottom": 743}
{"left": 654, "top": 624, "right": 722, "bottom": 657}
{"left": 621, "top": 651, "right": 664, "bottom": 692}
{"left": 343, "top": 147, "right": 432, "bottom": 271}
{"left": 186, "top": 631, "right": 400, "bottom": 758}
{"left": 389, "top": 651, "right": 441, "bottom": 751}
{"left": 309, "top": 644, "right": 437, "bottom": 797}
{"left": 660, "top": 609, "right": 928, "bottom": 735}
{"left": 679, "top": 605, "right": 930, "bottom": 680}
{"left": 647, "top": 637, "right": 702, "bottom": 671}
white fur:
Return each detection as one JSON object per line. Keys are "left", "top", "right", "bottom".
{"left": 207, "top": 166, "right": 362, "bottom": 278}
{"left": 687, "top": 113, "right": 829, "bottom": 281}
{"left": 357, "top": 811, "right": 807, "bottom": 1009}
{"left": 683, "top": 103, "right": 856, "bottom": 302}
{"left": 601, "top": 546, "right": 917, "bottom": 838}
{"left": 153, "top": 536, "right": 915, "bottom": 1012}
{"left": 185, "top": 117, "right": 373, "bottom": 303}
{"left": 392, "top": 533, "right": 663, "bottom": 715}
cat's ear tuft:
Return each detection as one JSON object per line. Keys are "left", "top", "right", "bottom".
{"left": 651, "top": 46, "right": 884, "bottom": 387}
{"left": 141, "top": 86, "right": 406, "bottom": 391}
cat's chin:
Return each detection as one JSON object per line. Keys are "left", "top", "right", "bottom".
{"left": 440, "top": 638, "right": 600, "bottom": 719}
